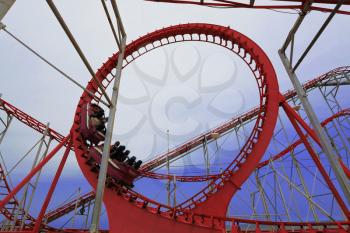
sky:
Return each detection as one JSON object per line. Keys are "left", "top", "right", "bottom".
{"left": 0, "top": 0, "right": 350, "bottom": 229}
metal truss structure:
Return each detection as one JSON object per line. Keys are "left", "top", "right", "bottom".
{"left": 145, "top": 0, "right": 350, "bottom": 15}
{"left": 0, "top": 0, "right": 349, "bottom": 232}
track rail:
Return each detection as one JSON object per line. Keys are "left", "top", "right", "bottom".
{"left": 43, "top": 191, "right": 95, "bottom": 223}
{"left": 145, "top": 0, "right": 350, "bottom": 15}
{"left": 0, "top": 163, "right": 36, "bottom": 228}
{"left": 0, "top": 67, "right": 348, "bottom": 231}
{"left": 144, "top": 101, "right": 350, "bottom": 184}
{"left": 0, "top": 99, "right": 66, "bottom": 146}
{"left": 257, "top": 108, "right": 350, "bottom": 169}
{"left": 141, "top": 66, "right": 350, "bottom": 179}
{"left": 0, "top": 70, "right": 348, "bottom": 231}
{"left": 72, "top": 23, "right": 280, "bottom": 232}
{"left": 1, "top": 30, "right": 349, "bottom": 233}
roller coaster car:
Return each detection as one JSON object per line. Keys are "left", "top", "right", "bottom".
{"left": 87, "top": 146, "right": 140, "bottom": 188}
{"left": 80, "top": 103, "right": 106, "bottom": 145}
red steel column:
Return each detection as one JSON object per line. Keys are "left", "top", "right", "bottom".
{"left": 32, "top": 139, "right": 72, "bottom": 232}
{"left": 282, "top": 101, "right": 350, "bottom": 219}
{"left": 0, "top": 135, "right": 70, "bottom": 210}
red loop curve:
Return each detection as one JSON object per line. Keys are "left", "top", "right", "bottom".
{"left": 72, "top": 23, "right": 279, "bottom": 233}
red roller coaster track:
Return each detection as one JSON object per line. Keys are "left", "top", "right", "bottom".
{"left": 70, "top": 23, "right": 350, "bottom": 232}
{"left": 0, "top": 64, "right": 349, "bottom": 232}
{"left": 0, "top": 77, "right": 349, "bottom": 232}
{"left": 141, "top": 66, "right": 350, "bottom": 176}
{"left": 257, "top": 108, "right": 350, "bottom": 169}
{"left": 0, "top": 3, "right": 349, "bottom": 230}
{"left": 1, "top": 67, "right": 349, "bottom": 184}
{"left": 145, "top": 0, "right": 350, "bottom": 15}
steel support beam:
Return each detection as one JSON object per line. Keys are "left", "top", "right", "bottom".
{"left": 1, "top": 27, "right": 108, "bottom": 106}
{"left": 0, "top": 135, "right": 70, "bottom": 210}
{"left": 292, "top": 1, "right": 345, "bottom": 72}
{"left": 46, "top": 0, "right": 112, "bottom": 107}
{"left": 282, "top": 100, "right": 350, "bottom": 218}
{"left": 89, "top": 1, "right": 127, "bottom": 231}
{"left": 89, "top": 37, "right": 126, "bottom": 233}
{"left": 0, "top": 0, "right": 15, "bottom": 21}
{"left": 279, "top": 0, "right": 350, "bottom": 208}
{"left": 317, "top": 80, "right": 350, "bottom": 86}
{"left": 20, "top": 125, "right": 52, "bottom": 230}
{"left": 0, "top": 114, "right": 12, "bottom": 145}
{"left": 32, "top": 139, "right": 72, "bottom": 232}
{"left": 166, "top": 129, "right": 171, "bottom": 206}
{"left": 279, "top": 53, "right": 350, "bottom": 208}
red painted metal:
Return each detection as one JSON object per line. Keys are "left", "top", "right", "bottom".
{"left": 257, "top": 139, "right": 302, "bottom": 169}
{"left": 1, "top": 65, "right": 348, "bottom": 183}
{"left": 141, "top": 66, "right": 350, "bottom": 175}
{"left": 0, "top": 135, "right": 70, "bottom": 211}
{"left": 33, "top": 139, "right": 72, "bottom": 232}
{"left": 258, "top": 108, "right": 350, "bottom": 169}
{"left": 141, "top": 171, "right": 220, "bottom": 182}
{"left": 281, "top": 99, "right": 321, "bottom": 145}
{"left": 0, "top": 98, "right": 67, "bottom": 147}
{"left": 72, "top": 23, "right": 280, "bottom": 232}
{"left": 145, "top": 0, "right": 350, "bottom": 15}
{"left": 339, "top": 159, "right": 350, "bottom": 179}
{"left": 0, "top": 163, "right": 36, "bottom": 226}
{"left": 0, "top": 66, "right": 349, "bottom": 231}
{"left": 68, "top": 20, "right": 350, "bottom": 232}
{"left": 42, "top": 191, "right": 95, "bottom": 223}
{"left": 3, "top": 64, "right": 347, "bottom": 181}
{"left": 79, "top": 103, "right": 105, "bottom": 146}
{"left": 87, "top": 146, "right": 140, "bottom": 187}
{"left": 145, "top": 99, "right": 350, "bottom": 182}
{"left": 3, "top": 220, "right": 350, "bottom": 233}
{"left": 281, "top": 101, "right": 350, "bottom": 218}
{"left": 2, "top": 80, "right": 350, "bottom": 232}
{"left": 1, "top": 21, "right": 349, "bottom": 233}
{"left": 321, "top": 108, "right": 350, "bottom": 126}
{"left": 140, "top": 106, "right": 261, "bottom": 173}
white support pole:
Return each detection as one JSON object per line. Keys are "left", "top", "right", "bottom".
{"left": 0, "top": 0, "right": 15, "bottom": 21}
{"left": 90, "top": 37, "right": 126, "bottom": 233}
{"left": 89, "top": 1, "right": 126, "bottom": 229}
{"left": 0, "top": 21, "right": 5, "bottom": 31}
{"left": 279, "top": 0, "right": 350, "bottom": 207}
{"left": 0, "top": 113, "right": 12, "bottom": 145}
{"left": 166, "top": 129, "right": 170, "bottom": 206}
{"left": 20, "top": 135, "right": 52, "bottom": 230}
{"left": 173, "top": 175, "right": 176, "bottom": 208}
{"left": 203, "top": 136, "right": 211, "bottom": 190}
{"left": 279, "top": 51, "right": 350, "bottom": 206}
{"left": 13, "top": 124, "right": 50, "bottom": 230}
{"left": 1, "top": 27, "right": 109, "bottom": 106}
{"left": 71, "top": 187, "right": 81, "bottom": 228}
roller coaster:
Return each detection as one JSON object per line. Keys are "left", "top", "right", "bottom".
{"left": 0, "top": 0, "right": 350, "bottom": 232}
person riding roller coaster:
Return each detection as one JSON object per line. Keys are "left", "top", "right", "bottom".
{"left": 79, "top": 102, "right": 109, "bottom": 145}
{"left": 90, "top": 103, "right": 107, "bottom": 134}
{"left": 90, "top": 103, "right": 104, "bottom": 118}
{"left": 109, "top": 141, "right": 142, "bottom": 169}
{"left": 86, "top": 141, "right": 143, "bottom": 188}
